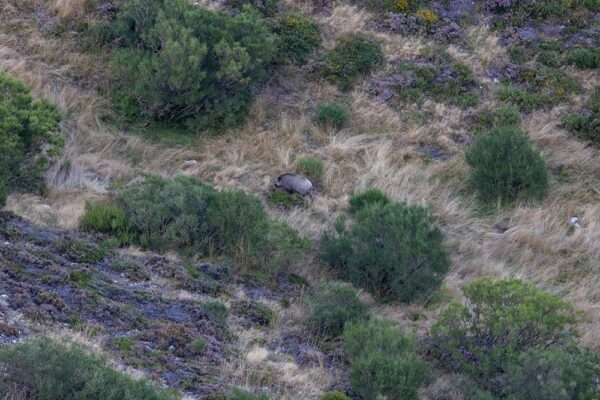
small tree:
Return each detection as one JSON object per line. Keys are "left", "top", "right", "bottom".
{"left": 320, "top": 202, "right": 449, "bottom": 303}
{"left": 307, "top": 282, "right": 368, "bottom": 338}
{"left": 344, "top": 319, "right": 427, "bottom": 400}
{"left": 105, "top": 0, "right": 277, "bottom": 130}
{"left": 0, "top": 71, "right": 62, "bottom": 206}
{"left": 465, "top": 126, "right": 548, "bottom": 204}
{"left": 429, "top": 278, "right": 585, "bottom": 396}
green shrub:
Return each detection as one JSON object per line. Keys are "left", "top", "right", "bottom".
{"left": 475, "top": 105, "right": 521, "bottom": 133}
{"left": 392, "top": 51, "right": 478, "bottom": 108}
{"left": 102, "top": 0, "right": 276, "bottom": 131}
{"left": 348, "top": 188, "right": 390, "bottom": 213}
{"left": 465, "top": 126, "right": 548, "bottom": 204}
{"left": 79, "top": 201, "right": 136, "bottom": 245}
{"left": 498, "top": 64, "right": 579, "bottom": 111}
{"left": 296, "top": 157, "right": 324, "bottom": 187}
{"left": 344, "top": 319, "right": 427, "bottom": 400}
{"left": 232, "top": 299, "right": 276, "bottom": 326}
{"left": 429, "top": 278, "right": 596, "bottom": 398}
{"left": 223, "top": 0, "right": 280, "bottom": 17}
{"left": 315, "top": 103, "right": 349, "bottom": 129}
{"left": 496, "top": 84, "right": 545, "bottom": 112}
{"left": 0, "top": 71, "right": 62, "bottom": 206}
{"left": 80, "top": 175, "right": 308, "bottom": 277}
{"left": 320, "top": 201, "right": 449, "bottom": 303}
{"left": 0, "top": 338, "right": 179, "bottom": 400}
{"left": 275, "top": 13, "right": 321, "bottom": 65}
{"left": 307, "top": 282, "right": 368, "bottom": 338}
{"left": 203, "top": 300, "right": 229, "bottom": 327}
{"left": 321, "top": 34, "right": 383, "bottom": 90}
{"left": 266, "top": 189, "right": 306, "bottom": 209}
{"left": 320, "top": 392, "right": 351, "bottom": 400}
{"left": 64, "top": 239, "right": 107, "bottom": 264}
{"left": 564, "top": 85, "right": 600, "bottom": 145}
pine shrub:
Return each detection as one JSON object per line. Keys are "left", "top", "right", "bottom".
{"left": 465, "top": 126, "right": 548, "bottom": 204}
{"left": 0, "top": 71, "right": 62, "bottom": 206}
{"left": 344, "top": 319, "right": 427, "bottom": 400}
{"left": 320, "top": 201, "right": 448, "bottom": 303}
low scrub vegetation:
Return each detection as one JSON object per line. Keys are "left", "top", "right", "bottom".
{"left": 275, "top": 13, "right": 321, "bottom": 65}
{"left": 566, "top": 46, "right": 600, "bottom": 69}
{"left": 321, "top": 194, "right": 449, "bottom": 303}
{"left": 315, "top": 103, "right": 349, "bottom": 129}
{"left": 307, "top": 282, "right": 369, "bottom": 338}
{"left": 465, "top": 126, "right": 548, "bottom": 205}
{"left": 96, "top": 0, "right": 277, "bottom": 131}
{"left": 391, "top": 50, "right": 479, "bottom": 108}
{"left": 0, "top": 338, "right": 179, "bottom": 400}
{"left": 321, "top": 34, "right": 384, "bottom": 90}
{"left": 348, "top": 188, "right": 391, "bottom": 213}
{"left": 428, "top": 278, "right": 600, "bottom": 399}
{"left": 344, "top": 319, "right": 427, "bottom": 400}
{"left": 0, "top": 71, "right": 62, "bottom": 206}
{"left": 564, "top": 85, "right": 600, "bottom": 145}
{"left": 80, "top": 175, "right": 308, "bottom": 278}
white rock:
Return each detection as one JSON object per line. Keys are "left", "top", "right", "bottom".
{"left": 183, "top": 160, "right": 198, "bottom": 166}
{"left": 570, "top": 216, "right": 581, "bottom": 229}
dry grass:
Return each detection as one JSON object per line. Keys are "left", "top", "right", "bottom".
{"left": 2, "top": 1, "right": 600, "bottom": 397}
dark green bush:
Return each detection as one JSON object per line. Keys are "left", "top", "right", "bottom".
{"left": 0, "top": 71, "right": 62, "bottom": 206}
{"left": 296, "top": 157, "right": 324, "bottom": 187}
{"left": 392, "top": 51, "right": 479, "bottom": 108}
{"left": 80, "top": 175, "right": 308, "bottom": 277}
{"left": 315, "top": 103, "right": 349, "bottom": 129}
{"left": 344, "top": 319, "right": 427, "bottom": 400}
{"left": 266, "top": 189, "right": 306, "bottom": 209}
{"left": 275, "top": 13, "right": 321, "bottom": 65}
{"left": 496, "top": 84, "right": 545, "bottom": 112}
{"left": 321, "top": 34, "right": 383, "bottom": 90}
{"left": 101, "top": 0, "right": 277, "bottom": 131}
{"left": 79, "top": 201, "right": 136, "bottom": 245}
{"left": 429, "top": 278, "right": 598, "bottom": 398}
{"left": 320, "top": 201, "right": 449, "bottom": 303}
{"left": 564, "top": 85, "right": 600, "bottom": 145}
{"left": 307, "top": 282, "right": 368, "bottom": 338}
{"left": 0, "top": 338, "right": 179, "bottom": 400}
{"left": 320, "top": 392, "right": 351, "bottom": 400}
{"left": 348, "top": 188, "right": 390, "bottom": 213}
{"left": 465, "top": 126, "right": 548, "bottom": 204}
{"left": 223, "top": 0, "right": 280, "bottom": 17}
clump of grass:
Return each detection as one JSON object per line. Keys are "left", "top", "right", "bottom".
{"left": 231, "top": 300, "right": 276, "bottom": 327}
{"left": 566, "top": 46, "right": 600, "bottom": 69}
{"left": 348, "top": 188, "right": 390, "bottom": 213}
{"left": 474, "top": 105, "right": 521, "bottom": 133}
{"left": 315, "top": 103, "right": 349, "bottom": 129}
{"left": 296, "top": 157, "right": 324, "bottom": 188}
{"left": 563, "top": 84, "right": 600, "bottom": 145}
{"left": 321, "top": 34, "right": 384, "bottom": 90}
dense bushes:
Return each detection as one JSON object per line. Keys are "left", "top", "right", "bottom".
{"left": 321, "top": 34, "right": 384, "bottom": 90}
{"left": 307, "top": 282, "right": 368, "bottom": 338}
{"left": 344, "top": 319, "right": 427, "bottom": 400}
{"left": 347, "top": 188, "right": 390, "bottom": 213}
{"left": 429, "top": 278, "right": 599, "bottom": 399}
{"left": 315, "top": 103, "right": 349, "bottom": 129}
{"left": 564, "top": 85, "right": 600, "bottom": 145}
{"left": 275, "top": 13, "right": 321, "bottom": 65}
{"left": 566, "top": 46, "right": 600, "bottom": 69}
{"left": 80, "top": 176, "right": 308, "bottom": 277}
{"left": 0, "top": 71, "right": 62, "bottom": 206}
{"left": 320, "top": 194, "right": 449, "bottom": 303}
{"left": 223, "top": 0, "right": 280, "bottom": 17}
{"left": 99, "top": 0, "right": 277, "bottom": 131}
{"left": 0, "top": 338, "right": 179, "bottom": 400}
{"left": 465, "top": 126, "right": 548, "bottom": 204}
